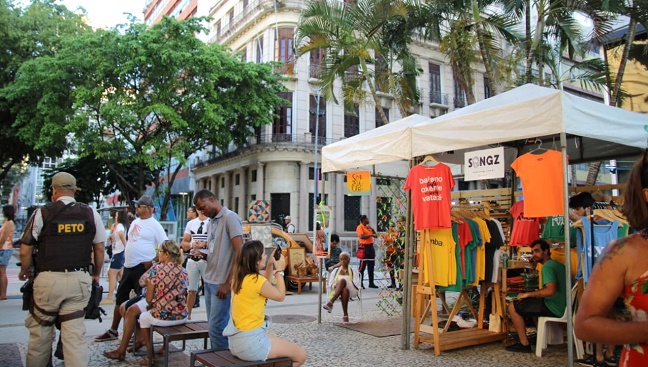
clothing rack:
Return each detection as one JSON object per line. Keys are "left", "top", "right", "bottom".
{"left": 413, "top": 235, "right": 505, "bottom": 355}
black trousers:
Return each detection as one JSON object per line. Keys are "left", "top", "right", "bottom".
{"left": 359, "top": 245, "right": 376, "bottom": 286}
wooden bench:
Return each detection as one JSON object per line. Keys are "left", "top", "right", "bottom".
{"left": 150, "top": 321, "right": 209, "bottom": 367}
{"left": 189, "top": 348, "right": 292, "bottom": 367}
{"left": 284, "top": 274, "right": 323, "bottom": 294}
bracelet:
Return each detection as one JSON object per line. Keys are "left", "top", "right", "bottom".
{"left": 274, "top": 270, "right": 284, "bottom": 276}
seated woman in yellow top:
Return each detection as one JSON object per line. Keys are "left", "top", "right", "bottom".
{"left": 224, "top": 240, "right": 307, "bottom": 366}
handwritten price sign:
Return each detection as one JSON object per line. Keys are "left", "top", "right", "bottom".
{"left": 346, "top": 171, "right": 371, "bottom": 196}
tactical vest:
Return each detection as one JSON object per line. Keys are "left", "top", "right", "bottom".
{"left": 36, "top": 201, "right": 96, "bottom": 272}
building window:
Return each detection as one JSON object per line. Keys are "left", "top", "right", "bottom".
{"left": 429, "top": 63, "right": 442, "bottom": 104}
{"left": 375, "top": 107, "right": 389, "bottom": 127}
{"left": 454, "top": 80, "right": 467, "bottom": 108}
{"left": 374, "top": 53, "right": 387, "bottom": 92}
{"left": 239, "top": 47, "right": 247, "bottom": 62}
{"left": 250, "top": 194, "right": 256, "bottom": 201}
{"left": 484, "top": 75, "right": 491, "bottom": 99}
{"left": 344, "top": 104, "right": 360, "bottom": 137}
{"left": 310, "top": 48, "right": 325, "bottom": 78}
{"left": 228, "top": 8, "right": 234, "bottom": 25}
{"left": 235, "top": 174, "right": 240, "bottom": 185}
{"left": 251, "top": 169, "right": 257, "bottom": 182}
{"left": 215, "top": 21, "right": 221, "bottom": 38}
{"left": 344, "top": 196, "right": 361, "bottom": 231}
{"left": 255, "top": 35, "right": 263, "bottom": 63}
{"left": 234, "top": 197, "right": 239, "bottom": 214}
{"left": 273, "top": 92, "right": 292, "bottom": 141}
{"left": 309, "top": 94, "right": 326, "bottom": 145}
{"left": 221, "top": 177, "right": 225, "bottom": 188}
{"left": 275, "top": 27, "right": 294, "bottom": 74}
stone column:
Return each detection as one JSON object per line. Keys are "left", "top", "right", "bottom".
{"left": 223, "top": 171, "right": 230, "bottom": 207}
{"left": 299, "top": 161, "right": 309, "bottom": 233}
{"left": 256, "top": 162, "right": 265, "bottom": 201}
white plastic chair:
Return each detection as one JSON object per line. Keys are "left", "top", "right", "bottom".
{"left": 323, "top": 272, "right": 363, "bottom": 323}
{"left": 535, "top": 284, "right": 578, "bottom": 357}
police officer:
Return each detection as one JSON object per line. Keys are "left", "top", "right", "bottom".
{"left": 19, "top": 172, "right": 106, "bottom": 367}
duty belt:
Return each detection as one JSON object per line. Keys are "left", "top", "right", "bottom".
{"left": 44, "top": 267, "right": 89, "bottom": 273}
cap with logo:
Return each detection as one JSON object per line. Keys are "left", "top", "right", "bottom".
{"left": 51, "top": 172, "right": 80, "bottom": 191}
{"left": 133, "top": 195, "right": 155, "bottom": 207}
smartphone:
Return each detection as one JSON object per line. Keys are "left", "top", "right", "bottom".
{"left": 274, "top": 245, "right": 282, "bottom": 261}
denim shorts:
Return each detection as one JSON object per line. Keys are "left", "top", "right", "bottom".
{"left": 109, "top": 251, "right": 125, "bottom": 270}
{"left": 0, "top": 249, "right": 13, "bottom": 267}
{"left": 224, "top": 317, "right": 271, "bottom": 361}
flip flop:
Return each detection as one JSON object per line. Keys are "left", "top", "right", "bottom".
{"left": 323, "top": 302, "right": 333, "bottom": 313}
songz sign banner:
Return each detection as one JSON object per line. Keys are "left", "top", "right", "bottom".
{"left": 464, "top": 146, "right": 505, "bottom": 181}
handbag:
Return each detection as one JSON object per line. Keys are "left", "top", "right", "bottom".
{"left": 146, "top": 268, "right": 182, "bottom": 311}
{"left": 356, "top": 246, "right": 366, "bottom": 259}
{"left": 488, "top": 313, "right": 502, "bottom": 332}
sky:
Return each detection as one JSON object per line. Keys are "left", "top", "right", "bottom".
{"left": 57, "top": 0, "right": 144, "bottom": 29}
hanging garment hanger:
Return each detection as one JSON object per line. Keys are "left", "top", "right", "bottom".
{"left": 420, "top": 155, "right": 438, "bottom": 167}
{"left": 529, "top": 138, "right": 547, "bottom": 154}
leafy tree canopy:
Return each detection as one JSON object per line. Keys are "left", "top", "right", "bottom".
{"left": 4, "top": 15, "right": 286, "bottom": 218}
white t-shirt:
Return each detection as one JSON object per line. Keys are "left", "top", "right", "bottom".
{"left": 184, "top": 217, "right": 210, "bottom": 243}
{"left": 124, "top": 217, "right": 167, "bottom": 268}
{"left": 111, "top": 223, "right": 126, "bottom": 254}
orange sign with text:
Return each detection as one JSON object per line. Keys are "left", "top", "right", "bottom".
{"left": 347, "top": 171, "right": 371, "bottom": 196}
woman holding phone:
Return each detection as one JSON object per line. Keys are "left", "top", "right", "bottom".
{"left": 224, "top": 240, "right": 307, "bottom": 366}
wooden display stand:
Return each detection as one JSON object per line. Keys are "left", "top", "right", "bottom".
{"left": 413, "top": 240, "right": 506, "bottom": 355}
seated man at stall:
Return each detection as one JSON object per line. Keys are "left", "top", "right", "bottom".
{"left": 505, "top": 239, "right": 567, "bottom": 353}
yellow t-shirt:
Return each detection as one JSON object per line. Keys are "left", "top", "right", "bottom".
{"left": 419, "top": 229, "right": 456, "bottom": 287}
{"left": 231, "top": 274, "right": 267, "bottom": 331}
{"left": 472, "top": 218, "right": 491, "bottom": 284}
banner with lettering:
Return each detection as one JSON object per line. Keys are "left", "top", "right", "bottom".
{"left": 346, "top": 171, "right": 371, "bottom": 196}
{"left": 464, "top": 146, "right": 505, "bottom": 181}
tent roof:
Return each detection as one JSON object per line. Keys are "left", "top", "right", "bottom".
{"left": 322, "top": 84, "right": 648, "bottom": 173}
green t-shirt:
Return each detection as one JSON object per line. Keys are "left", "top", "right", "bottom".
{"left": 542, "top": 259, "right": 567, "bottom": 317}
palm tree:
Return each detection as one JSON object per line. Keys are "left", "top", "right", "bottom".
{"left": 294, "top": 0, "right": 422, "bottom": 124}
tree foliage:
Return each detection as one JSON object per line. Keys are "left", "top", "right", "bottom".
{"left": 4, "top": 15, "right": 286, "bottom": 218}
{"left": 0, "top": 0, "right": 91, "bottom": 183}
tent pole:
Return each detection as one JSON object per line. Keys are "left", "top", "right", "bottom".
{"left": 401, "top": 160, "right": 414, "bottom": 350}
{"left": 560, "top": 131, "right": 574, "bottom": 367}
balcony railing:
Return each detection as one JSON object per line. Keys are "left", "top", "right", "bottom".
{"left": 310, "top": 64, "right": 321, "bottom": 79}
{"left": 454, "top": 96, "right": 467, "bottom": 109}
{"left": 429, "top": 90, "right": 450, "bottom": 106}
{"left": 256, "top": 133, "right": 332, "bottom": 146}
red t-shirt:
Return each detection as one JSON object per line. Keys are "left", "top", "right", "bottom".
{"left": 511, "top": 150, "right": 565, "bottom": 217}
{"left": 404, "top": 163, "right": 455, "bottom": 230}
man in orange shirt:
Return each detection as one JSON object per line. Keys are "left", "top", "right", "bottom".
{"left": 356, "top": 215, "right": 378, "bottom": 289}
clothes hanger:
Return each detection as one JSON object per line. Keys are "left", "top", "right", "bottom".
{"left": 529, "top": 138, "right": 547, "bottom": 154}
{"left": 420, "top": 155, "right": 438, "bottom": 167}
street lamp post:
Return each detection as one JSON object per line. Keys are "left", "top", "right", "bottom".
{"left": 311, "top": 86, "right": 325, "bottom": 324}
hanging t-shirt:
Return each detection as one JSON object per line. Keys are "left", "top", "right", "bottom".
{"left": 509, "top": 200, "right": 540, "bottom": 247}
{"left": 418, "top": 228, "right": 456, "bottom": 287}
{"left": 438, "top": 223, "right": 464, "bottom": 292}
{"left": 541, "top": 215, "right": 578, "bottom": 244}
{"left": 578, "top": 217, "right": 620, "bottom": 282}
{"left": 484, "top": 219, "right": 504, "bottom": 283}
{"left": 404, "top": 163, "right": 455, "bottom": 230}
{"left": 511, "top": 150, "right": 565, "bottom": 217}
{"left": 458, "top": 221, "right": 473, "bottom": 279}
{"left": 472, "top": 217, "right": 491, "bottom": 283}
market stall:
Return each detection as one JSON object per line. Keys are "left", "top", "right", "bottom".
{"left": 321, "top": 84, "right": 648, "bottom": 363}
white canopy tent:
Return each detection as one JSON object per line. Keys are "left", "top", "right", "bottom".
{"left": 322, "top": 84, "right": 647, "bottom": 172}
{"left": 321, "top": 84, "right": 648, "bottom": 363}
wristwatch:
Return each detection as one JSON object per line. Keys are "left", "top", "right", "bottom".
{"left": 274, "top": 270, "right": 284, "bottom": 276}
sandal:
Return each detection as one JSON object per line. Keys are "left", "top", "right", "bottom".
{"left": 127, "top": 341, "right": 145, "bottom": 353}
{"left": 140, "top": 357, "right": 154, "bottom": 366}
{"left": 103, "top": 349, "right": 126, "bottom": 361}
{"left": 323, "top": 301, "right": 333, "bottom": 313}
{"left": 342, "top": 315, "right": 349, "bottom": 324}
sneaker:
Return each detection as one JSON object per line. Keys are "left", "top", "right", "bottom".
{"left": 505, "top": 341, "right": 532, "bottom": 353}
{"left": 95, "top": 329, "right": 119, "bottom": 342}
{"left": 368, "top": 284, "right": 379, "bottom": 289}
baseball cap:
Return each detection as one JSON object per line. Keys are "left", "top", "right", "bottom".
{"left": 133, "top": 195, "right": 154, "bottom": 207}
{"left": 51, "top": 172, "right": 79, "bottom": 191}
{"left": 285, "top": 215, "right": 291, "bottom": 220}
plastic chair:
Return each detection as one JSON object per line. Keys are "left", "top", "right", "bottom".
{"left": 323, "top": 272, "right": 363, "bottom": 323}
{"left": 535, "top": 284, "right": 578, "bottom": 357}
